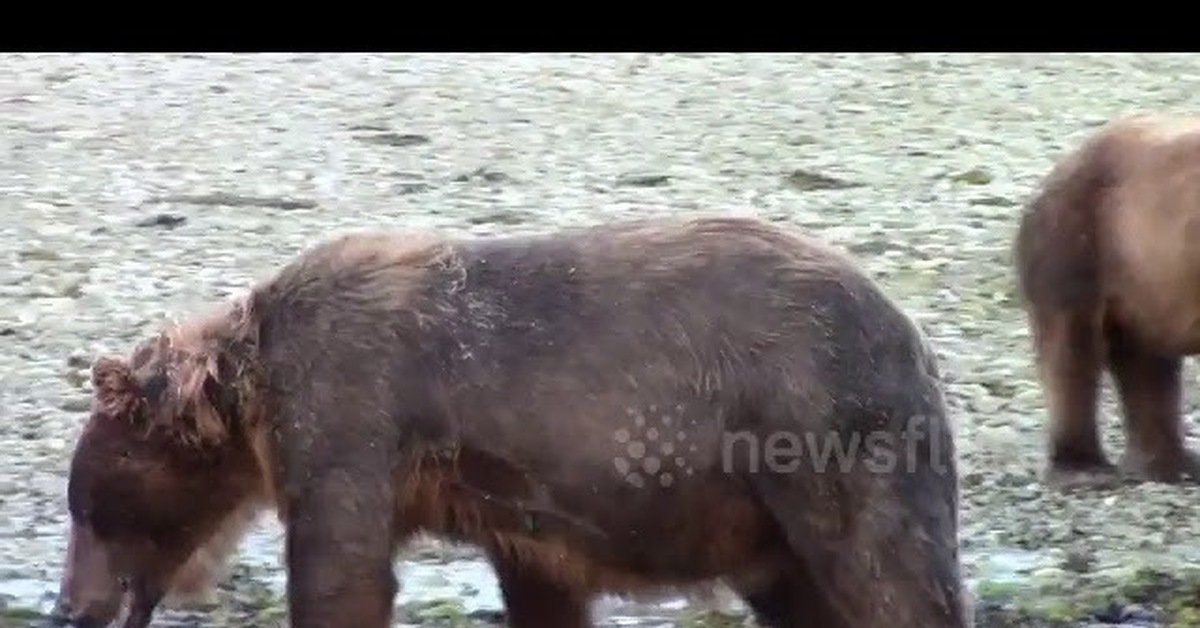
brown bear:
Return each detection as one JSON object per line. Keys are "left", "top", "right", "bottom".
{"left": 1015, "top": 113, "right": 1200, "bottom": 489}
{"left": 51, "top": 215, "right": 969, "bottom": 628}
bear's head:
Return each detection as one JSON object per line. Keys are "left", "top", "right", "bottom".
{"left": 53, "top": 305, "right": 268, "bottom": 628}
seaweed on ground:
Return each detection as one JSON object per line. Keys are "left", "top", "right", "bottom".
{"left": 974, "top": 565, "right": 1200, "bottom": 627}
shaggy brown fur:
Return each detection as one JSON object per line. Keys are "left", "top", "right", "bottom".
{"left": 53, "top": 215, "right": 969, "bottom": 628}
{"left": 1015, "top": 113, "right": 1200, "bottom": 489}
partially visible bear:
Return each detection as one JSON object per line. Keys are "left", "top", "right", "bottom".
{"left": 52, "top": 215, "right": 969, "bottom": 628}
{"left": 1015, "top": 114, "right": 1200, "bottom": 489}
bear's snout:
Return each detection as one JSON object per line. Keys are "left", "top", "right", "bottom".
{"left": 53, "top": 524, "right": 124, "bottom": 628}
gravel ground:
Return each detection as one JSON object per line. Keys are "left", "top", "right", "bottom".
{"left": 4, "top": 53, "right": 1200, "bottom": 627}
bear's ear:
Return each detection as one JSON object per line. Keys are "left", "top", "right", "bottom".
{"left": 90, "top": 357, "right": 144, "bottom": 420}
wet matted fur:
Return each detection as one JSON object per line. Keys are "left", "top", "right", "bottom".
{"left": 55, "top": 215, "right": 969, "bottom": 628}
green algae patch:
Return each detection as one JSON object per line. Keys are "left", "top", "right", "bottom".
{"left": 404, "top": 597, "right": 472, "bottom": 626}
{"left": 677, "top": 608, "right": 747, "bottom": 628}
{"left": 974, "top": 565, "right": 1200, "bottom": 627}
{"left": 0, "top": 604, "right": 48, "bottom": 627}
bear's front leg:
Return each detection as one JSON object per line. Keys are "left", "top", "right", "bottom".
{"left": 284, "top": 464, "right": 398, "bottom": 628}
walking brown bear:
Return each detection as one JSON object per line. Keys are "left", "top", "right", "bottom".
{"left": 52, "top": 215, "right": 969, "bottom": 628}
{"left": 1015, "top": 113, "right": 1200, "bottom": 489}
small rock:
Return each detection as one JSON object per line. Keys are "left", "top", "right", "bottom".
{"left": 145, "top": 193, "right": 317, "bottom": 211}
{"left": 17, "top": 247, "right": 63, "bottom": 262}
{"left": 43, "top": 70, "right": 75, "bottom": 85}
{"left": 395, "top": 182, "right": 432, "bottom": 195}
{"left": 59, "top": 396, "right": 91, "bottom": 413}
{"left": 354, "top": 132, "right": 430, "bottom": 147}
{"left": 453, "top": 167, "right": 512, "bottom": 184}
{"left": 66, "top": 353, "right": 90, "bottom": 369}
{"left": 1120, "top": 603, "right": 1158, "bottom": 624}
{"left": 847, "top": 238, "right": 893, "bottom": 256}
{"left": 1060, "top": 548, "right": 1096, "bottom": 573}
{"left": 783, "top": 169, "right": 862, "bottom": 191}
{"left": 467, "top": 609, "right": 506, "bottom": 624}
{"left": 950, "top": 167, "right": 994, "bottom": 186}
{"left": 64, "top": 369, "right": 88, "bottom": 389}
{"left": 58, "top": 279, "right": 84, "bottom": 299}
{"left": 972, "top": 194, "right": 1018, "bottom": 207}
{"left": 615, "top": 173, "right": 671, "bottom": 188}
{"left": 136, "top": 213, "right": 187, "bottom": 229}
{"left": 786, "top": 134, "right": 819, "bottom": 146}
{"left": 1090, "top": 601, "right": 1160, "bottom": 626}
{"left": 346, "top": 123, "right": 392, "bottom": 132}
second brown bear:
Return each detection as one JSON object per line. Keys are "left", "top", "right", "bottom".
{"left": 1015, "top": 113, "right": 1200, "bottom": 489}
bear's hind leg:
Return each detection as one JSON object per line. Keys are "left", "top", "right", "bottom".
{"left": 284, "top": 468, "right": 399, "bottom": 628}
{"left": 1106, "top": 323, "right": 1200, "bottom": 483}
{"left": 488, "top": 550, "right": 591, "bottom": 628}
{"left": 1032, "top": 309, "right": 1119, "bottom": 489}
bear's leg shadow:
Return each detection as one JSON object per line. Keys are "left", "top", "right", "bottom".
{"left": 730, "top": 562, "right": 842, "bottom": 628}
{"left": 1106, "top": 323, "right": 1200, "bottom": 483}
{"left": 1032, "top": 309, "right": 1119, "bottom": 489}
{"left": 282, "top": 446, "right": 399, "bottom": 628}
{"left": 487, "top": 549, "right": 591, "bottom": 628}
